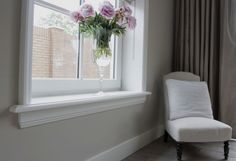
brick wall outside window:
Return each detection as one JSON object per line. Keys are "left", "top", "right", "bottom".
{"left": 32, "top": 26, "right": 111, "bottom": 79}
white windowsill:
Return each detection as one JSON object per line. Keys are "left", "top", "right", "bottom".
{"left": 10, "top": 91, "right": 151, "bottom": 128}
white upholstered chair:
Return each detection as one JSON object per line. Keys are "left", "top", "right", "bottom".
{"left": 163, "top": 72, "right": 232, "bottom": 161}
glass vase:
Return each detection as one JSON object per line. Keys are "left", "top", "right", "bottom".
{"left": 93, "top": 39, "right": 112, "bottom": 94}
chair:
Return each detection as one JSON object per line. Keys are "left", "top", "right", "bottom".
{"left": 163, "top": 72, "right": 232, "bottom": 161}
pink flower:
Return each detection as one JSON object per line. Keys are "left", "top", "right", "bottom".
{"left": 71, "top": 11, "right": 84, "bottom": 22}
{"left": 126, "top": 16, "right": 136, "bottom": 29}
{"left": 121, "top": 4, "right": 132, "bottom": 16}
{"left": 99, "top": 1, "right": 115, "bottom": 19}
{"left": 80, "top": 4, "right": 94, "bottom": 18}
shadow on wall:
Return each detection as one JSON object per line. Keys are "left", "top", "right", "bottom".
{"left": 0, "top": 110, "right": 18, "bottom": 128}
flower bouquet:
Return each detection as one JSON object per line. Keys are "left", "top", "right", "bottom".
{"left": 71, "top": 1, "right": 136, "bottom": 93}
{"left": 71, "top": 1, "right": 136, "bottom": 59}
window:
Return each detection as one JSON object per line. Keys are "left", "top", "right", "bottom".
{"left": 11, "top": 0, "right": 149, "bottom": 128}
{"left": 31, "top": 0, "right": 121, "bottom": 97}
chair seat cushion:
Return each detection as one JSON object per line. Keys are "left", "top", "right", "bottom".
{"left": 167, "top": 117, "right": 232, "bottom": 142}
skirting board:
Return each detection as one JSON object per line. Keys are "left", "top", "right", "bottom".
{"left": 86, "top": 125, "right": 164, "bottom": 161}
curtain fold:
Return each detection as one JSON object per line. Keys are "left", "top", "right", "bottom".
{"left": 173, "top": 0, "right": 220, "bottom": 118}
{"left": 219, "top": 0, "right": 236, "bottom": 137}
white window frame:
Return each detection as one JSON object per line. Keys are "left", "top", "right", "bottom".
{"left": 11, "top": 0, "right": 150, "bottom": 128}
{"left": 31, "top": 0, "right": 122, "bottom": 98}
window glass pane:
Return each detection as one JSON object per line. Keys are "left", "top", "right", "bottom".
{"left": 83, "top": 0, "right": 116, "bottom": 9}
{"left": 32, "top": 0, "right": 117, "bottom": 80}
{"left": 32, "top": 4, "right": 79, "bottom": 79}
{"left": 42, "top": 0, "right": 80, "bottom": 11}
{"left": 80, "top": 0, "right": 116, "bottom": 80}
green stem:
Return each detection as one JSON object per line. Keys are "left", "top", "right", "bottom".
{"left": 93, "top": 31, "right": 112, "bottom": 59}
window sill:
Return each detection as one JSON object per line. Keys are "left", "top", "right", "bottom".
{"left": 10, "top": 91, "right": 151, "bottom": 128}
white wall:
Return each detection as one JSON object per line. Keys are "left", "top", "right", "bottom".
{"left": 0, "top": 0, "right": 175, "bottom": 161}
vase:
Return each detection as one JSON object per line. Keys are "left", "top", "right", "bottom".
{"left": 93, "top": 38, "right": 112, "bottom": 94}
{"left": 96, "top": 55, "right": 111, "bottom": 94}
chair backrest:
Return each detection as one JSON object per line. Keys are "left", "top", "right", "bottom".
{"left": 163, "top": 72, "right": 201, "bottom": 82}
{"left": 163, "top": 72, "right": 213, "bottom": 120}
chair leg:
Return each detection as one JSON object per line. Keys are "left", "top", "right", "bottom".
{"left": 177, "top": 143, "right": 183, "bottom": 161}
{"left": 224, "top": 141, "right": 229, "bottom": 160}
{"left": 164, "top": 131, "right": 168, "bottom": 143}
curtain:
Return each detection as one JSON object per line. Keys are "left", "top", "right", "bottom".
{"left": 219, "top": 0, "right": 236, "bottom": 137}
{"left": 173, "top": 0, "right": 220, "bottom": 118}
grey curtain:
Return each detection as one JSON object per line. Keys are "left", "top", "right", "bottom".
{"left": 219, "top": 0, "right": 236, "bottom": 137}
{"left": 173, "top": 0, "right": 221, "bottom": 118}
{"left": 174, "top": 0, "right": 236, "bottom": 137}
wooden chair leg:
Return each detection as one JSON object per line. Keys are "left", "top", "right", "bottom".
{"left": 224, "top": 141, "right": 229, "bottom": 160}
{"left": 164, "top": 131, "right": 168, "bottom": 143}
{"left": 177, "top": 143, "right": 183, "bottom": 161}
